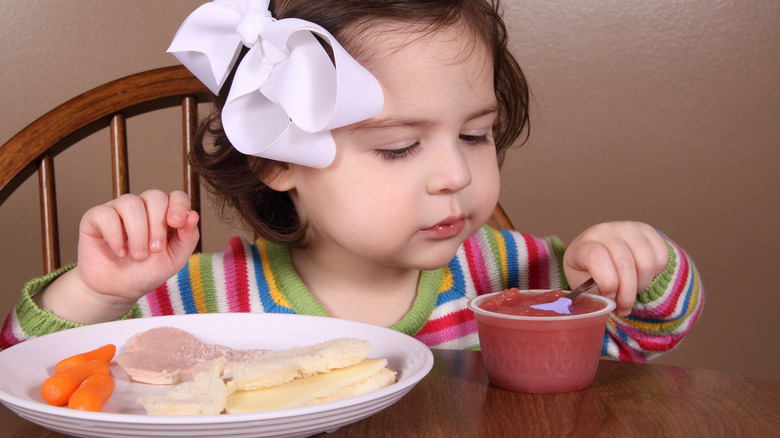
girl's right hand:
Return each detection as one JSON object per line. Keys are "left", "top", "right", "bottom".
{"left": 36, "top": 190, "right": 200, "bottom": 324}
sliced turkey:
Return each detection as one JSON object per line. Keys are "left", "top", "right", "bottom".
{"left": 115, "top": 326, "right": 269, "bottom": 384}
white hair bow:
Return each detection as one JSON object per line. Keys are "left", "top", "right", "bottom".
{"left": 167, "top": 0, "right": 384, "bottom": 168}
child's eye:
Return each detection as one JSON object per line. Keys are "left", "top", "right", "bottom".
{"left": 459, "top": 134, "right": 491, "bottom": 145}
{"left": 374, "top": 143, "right": 420, "bottom": 161}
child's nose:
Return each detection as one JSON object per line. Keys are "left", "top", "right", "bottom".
{"left": 425, "top": 143, "right": 472, "bottom": 194}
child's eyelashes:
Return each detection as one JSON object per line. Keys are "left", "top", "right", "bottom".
{"left": 459, "top": 134, "right": 491, "bottom": 145}
{"left": 373, "top": 133, "right": 492, "bottom": 162}
{"left": 374, "top": 144, "right": 421, "bottom": 161}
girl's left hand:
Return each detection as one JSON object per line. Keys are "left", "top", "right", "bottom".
{"left": 562, "top": 221, "right": 669, "bottom": 316}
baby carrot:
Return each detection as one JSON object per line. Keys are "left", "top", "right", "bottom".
{"left": 55, "top": 344, "right": 116, "bottom": 374}
{"left": 40, "top": 359, "right": 111, "bottom": 406}
{"left": 67, "top": 373, "right": 115, "bottom": 412}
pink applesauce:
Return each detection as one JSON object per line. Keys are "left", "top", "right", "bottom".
{"left": 481, "top": 288, "right": 607, "bottom": 316}
{"left": 468, "top": 289, "right": 615, "bottom": 393}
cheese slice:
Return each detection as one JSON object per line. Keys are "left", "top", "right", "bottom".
{"left": 225, "top": 358, "right": 389, "bottom": 413}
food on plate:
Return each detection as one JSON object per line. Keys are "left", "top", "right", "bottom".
{"left": 226, "top": 358, "right": 397, "bottom": 413}
{"left": 114, "top": 326, "right": 269, "bottom": 384}
{"left": 137, "top": 337, "right": 397, "bottom": 415}
{"left": 55, "top": 344, "right": 116, "bottom": 374}
{"left": 67, "top": 373, "right": 116, "bottom": 412}
{"left": 480, "top": 288, "right": 607, "bottom": 316}
{"left": 138, "top": 358, "right": 228, "bottom": 416}
{"left": 40, "top": 359, "right": 111, "bottom": 406}
{"left": 227, "top": 337, "right": 372, "bottom": 392}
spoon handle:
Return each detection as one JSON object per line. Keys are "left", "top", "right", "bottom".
{"left": 567, "top": 278, "right": 598, "bottom": 301}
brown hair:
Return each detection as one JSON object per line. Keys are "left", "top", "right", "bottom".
{"left": 190, "top": 0, "right": 529, "bottom": 247}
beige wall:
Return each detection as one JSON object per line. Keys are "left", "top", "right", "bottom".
{"left": 1, "top": 1, "right": 778, "bottom": 380}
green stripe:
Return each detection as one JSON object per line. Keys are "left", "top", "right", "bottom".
{"left": 550, "top": 236, "right": 568, "bottom": 289}
{"left": 266, "top": 242, "right": 327, "bottom": 316}
{"left": 482, "top": 226, "right": 504, "bottom": 289}
{"left": 390, "top": 269, "right": 443, "bottom": 336}
{"left": 198, "top": 252, "right": 219, "bottom": 312}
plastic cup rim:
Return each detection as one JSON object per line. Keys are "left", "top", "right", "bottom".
{"left": 468, "top": 289, "right": 616, "bottom": 321}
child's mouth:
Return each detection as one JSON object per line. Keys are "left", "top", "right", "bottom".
{"left": 420, "top": 217, "right": 466, "bottom": 239}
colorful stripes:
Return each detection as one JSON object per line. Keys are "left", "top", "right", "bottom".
{"left": 146, "top": 282, "right": 174, "bottom": 316}
{"left": 2, "top": 227, "right": 704, "bottom": 361}
{"left": 463, "top": 236, "right": 493, "bottom": 294}
{"left": 521, "top": 233, "right": 551, "bottom": 290}
{"left": 224, "top": 238, "right": 250, "bottom": 312}
{"left": 603, "top": 241, "right": 704, "bottom": 362}
{"left": 255, "top": 240, "right": 293, "bottom": 312}
{"left": 415, "top": 308, "right": 479, "bottom": 347}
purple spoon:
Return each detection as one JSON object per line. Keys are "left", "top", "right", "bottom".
{"left": 529, "top": 278, "right": 598, "bottom": 315}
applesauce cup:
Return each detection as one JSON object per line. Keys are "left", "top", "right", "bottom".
{"left": 468, "top": 290, "right": 615, "bottom": 393}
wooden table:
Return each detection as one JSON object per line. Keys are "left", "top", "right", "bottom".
{"left": 3, "top": 350, "right": 778, "bottom": 437}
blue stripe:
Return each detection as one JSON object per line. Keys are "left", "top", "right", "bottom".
{"left": 621, "top": 263, "right": 696, "bottom": 325}
{"left": 601, "top": 330, "right": 614, "bottom": 355}
{"left": 436, "top": 255, "right": 468, "bottom": 306}
{"left": 176, "top": 263, "right": 197, "bottom": 314}
{"left": 500, "top": 230, "right": 520, "bottom": 288}
{"left": 251, "top": 244, "right": 294, "bottom": 314}
{"left": 610, "top": 321, "right": 631, "bottom": 348}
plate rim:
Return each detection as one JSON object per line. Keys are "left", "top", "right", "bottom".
{"left": 0, "top": 313, "right": 434, "bottom": 429}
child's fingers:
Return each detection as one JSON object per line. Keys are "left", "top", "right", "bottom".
{"left": 80, "top": 205, "right": 129, "bottom": 258}
{"left": 166, "top": 190, "right": 193, "bottom": 229}
{"left": 565, "top": 240, "right": 619, "bottom": 294}
{"left": 138, "top": 190, "right": 173, "bottom": 253}
{"left": 620, "top": 226, "right": 659, "bottom": 292}
{"left": 602, "top": 239, "right": 638, "bottom": 316}
{"left": 109, "top": 195, "right": 151, "bottom": 260}
{"left": 645, "top": 228, "right": 670, "bottom": 272}
{"left": 167, "top": 210, "right": 200, "bottom": 259}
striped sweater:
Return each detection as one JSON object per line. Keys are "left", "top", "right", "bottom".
{"left": 2, "top": 226, "right": 703, "bottom": 361}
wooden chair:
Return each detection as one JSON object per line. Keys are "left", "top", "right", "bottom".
{"left": 0, "top": 65, "right": 514, "bottom": 276}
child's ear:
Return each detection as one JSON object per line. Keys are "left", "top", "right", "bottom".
{"left": 257, "top": 161, "right": 296, "bottom": 192}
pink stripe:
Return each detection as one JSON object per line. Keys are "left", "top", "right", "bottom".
{"left": 147, "top": 283, "right": 173, "bottom": 316}
{"left": 522, "top": 234, "right": 550, "bottom": 290}
{"left": 223, "top": 239, "right": 241, "bottom": 312}
{"left": 631, "top": 241, "right": 689, "bottom": 319}
{"left": 415, "top": 318, "right": 479, "bottom": 346}
{"left": 0, "top": 314, "right": 21, "bottom": 349}
{"left": 464, "top": 237, "right": 493, "bottom": 294}
{"left": 224, "top": 237, "right": 251, "bottom": 312}
{"left": 662, "top": 240, "right": 691, "bottom": 315}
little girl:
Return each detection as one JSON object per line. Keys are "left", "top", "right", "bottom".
{"left": 2, "top": 0, "right": 702, "bottom": 362}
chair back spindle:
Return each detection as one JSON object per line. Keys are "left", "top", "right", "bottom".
{"left": 110, "top": 113, "right": 130, "bottom": 198}
{"left": 38, "top": 154, "right": 60, "bottom": 273}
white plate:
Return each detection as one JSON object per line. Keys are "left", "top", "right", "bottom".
{"left": 0, "top": 313, "right": 434, "bottom": 438}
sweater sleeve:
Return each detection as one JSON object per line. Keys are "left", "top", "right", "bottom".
{"left": 602, "top": 238, "right": 704, "bottom": 362}
{"left": 0, "top": 264, "right": 138, "bottom": 350}
{"left": 485, "top": 227, "right": 703, "bottom": 362}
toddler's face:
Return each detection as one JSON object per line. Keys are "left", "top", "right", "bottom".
{"left": 288, "top": 23, "right": 501, "bottom": 270}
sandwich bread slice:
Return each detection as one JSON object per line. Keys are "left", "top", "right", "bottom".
{"left": 136, "top": 337, "right": 396, "bottom": 415}
{"left": 226, "top": 337, "right": 372, "bottom": 393}
{"left": 138, "top": 358, "right": 228, "bottom": 415}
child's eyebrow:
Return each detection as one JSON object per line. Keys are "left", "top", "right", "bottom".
{"left": 349, "top": 105, "right": 499, "bottom": 133}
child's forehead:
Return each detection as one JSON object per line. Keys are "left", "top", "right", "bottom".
{"left": 343, "top": 19, "right": 491, "bottom": 69}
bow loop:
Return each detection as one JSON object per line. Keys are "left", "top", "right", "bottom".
{"left": 236, "top": 8, "right": 275, "bottom": 47}
{"left": 168, "top": 0, "right": 384, "bottom": 168}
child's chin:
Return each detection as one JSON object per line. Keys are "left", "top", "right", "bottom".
{"left": 412, "top": 246, "right": 463, "bottom": 271}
